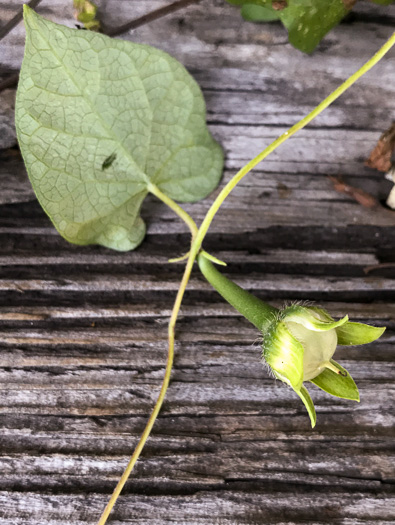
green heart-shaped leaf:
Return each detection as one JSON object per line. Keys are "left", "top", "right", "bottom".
{"left": 16, "top": 7, "right": 223, "bottom": 251}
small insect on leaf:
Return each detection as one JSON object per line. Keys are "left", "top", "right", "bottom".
{"left": 102, "top": 153, "right": 117, "bottom": 171}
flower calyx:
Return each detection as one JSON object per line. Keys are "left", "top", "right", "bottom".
{"left": 262, "top": 305, "right": 385, "bottom": 427}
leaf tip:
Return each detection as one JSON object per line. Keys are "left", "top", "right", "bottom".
{"left": 347, "top": 384, "right": 360, "bottom": 403}
{"left": 23, "top": 3, "right": 33, "bottom": 19}
{"left": 23, "top": 3, "right": 39, "bottom": 29}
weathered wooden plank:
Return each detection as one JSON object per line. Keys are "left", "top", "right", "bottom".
{"left": 0, "top": 336, "right": 392, "bottom": 369}
{"left": 0, "top": 409, "right": 394, "bottom": 443}
{"left": 2, "top": 0, "right": 395, "bottom": 72}
{"left": 0, "top": 275, "right": 393, "bottom": 300}
{"left": 0, "top": 355, "right": 392, "bottom": 385}
{"left": 0, "top": 377, "right": 393, "bottom": 414}
{"left": 0, "top": 88, "right": 15, "bottom": 149}
{"left": 0, "top": 298, "right": 391, "bottom": 322}
{"left": 0, "top": 1, "right": 394, "bottom": 523}
{"left": 1, "top": 190, "right": 393, "bottom": 233}
{"left": 0, "top": 491, "right": 395, "bottom": 524}
{"left": 0, "top": 248, "right": 379, "bottom": 267}
{"left": 1, "top": 1, "right": 395, "bottom": 158}
{"left": 0, "top": 438, "right": 394, "bottom": 488}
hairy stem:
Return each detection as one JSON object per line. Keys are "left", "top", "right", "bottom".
{"left": 96, "top": 31, "right": 395, "bottom": 525}
{"left": 197, "top": 252, "right": 278, "bottom": 331}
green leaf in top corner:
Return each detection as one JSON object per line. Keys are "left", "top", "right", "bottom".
{"left": 16, "top": 7, "right": 223, "bottom": 251}
{"left": 227, "top": 0, "right": 350, "bottom": 54}
{"left": 241, "top": 4, "right": 281, "bottom": 22}
{"left": 73, "top": 0, "right": 101, "bottom": 31}
{"left": 280, "top": 0, "right": 349, "bottom": 54}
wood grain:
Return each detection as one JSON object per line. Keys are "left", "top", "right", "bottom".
{"left": 0, "top": 0, "right": 394, "bottom": 523}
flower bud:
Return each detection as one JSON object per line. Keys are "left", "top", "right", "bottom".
{"left": 262, "top": 305, "right": 385, "bottom": 427}
{"left": 197, "top": 253, "right": 386, "bottom": 428}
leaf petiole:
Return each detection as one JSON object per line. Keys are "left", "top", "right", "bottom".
{"left": 147, "top": 182, "right": 198, "bottom": 239}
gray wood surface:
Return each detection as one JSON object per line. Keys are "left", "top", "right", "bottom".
{"left": 0, "top": 0, "right": 395, "bottom": 523}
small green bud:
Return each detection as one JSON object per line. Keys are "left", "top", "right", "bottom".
{"left": 73, "top": 0, "right": 101, "bottom": 31}
{"left": 262, "top": 305, "right": 385, "bottom": 427}
{"left": 263, "top": 305, "right": 348, "bottom": 388}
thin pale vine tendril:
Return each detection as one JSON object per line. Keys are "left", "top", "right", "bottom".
{"left": 96, "top": 31, "right": 395, "bottom": 525}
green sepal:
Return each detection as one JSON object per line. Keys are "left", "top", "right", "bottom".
{"left": 336, "top": 322, "right": 386, "bottom": 346}
{"left": 283, "top": 305, "right": 348, "bottom": 332}
{"left": 311, "top": 359, "right": 359, "bottom": 402}
{"left": 295, "top": 384, "right": 316, "bottom": 428}
{"left": 263, "top": 321, "right": 304, "bottom": 390}
{"left": 309, "top": 306, "right": 333, "bottom": 321}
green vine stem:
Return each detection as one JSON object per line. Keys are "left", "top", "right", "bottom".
{"left": 96, "top": 31, "right": 395, "bottom": 525}
{"left": 97, "top": 185, "right": 197, "bottom": 525}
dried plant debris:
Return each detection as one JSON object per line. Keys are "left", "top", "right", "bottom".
{"left": 366, "top": 123, "right": 395, "bottom": 173}
{"left": 364, "top": 262, "right": 395, "bottom": 275}
{"left": 329, "top": 176, "right": 379, "bottom": 209}
{"left": 385, "top": 169, "right": 395, "bottom": 210}
{"left": 365, "top": 123, "right": 395, "bottom": 210}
